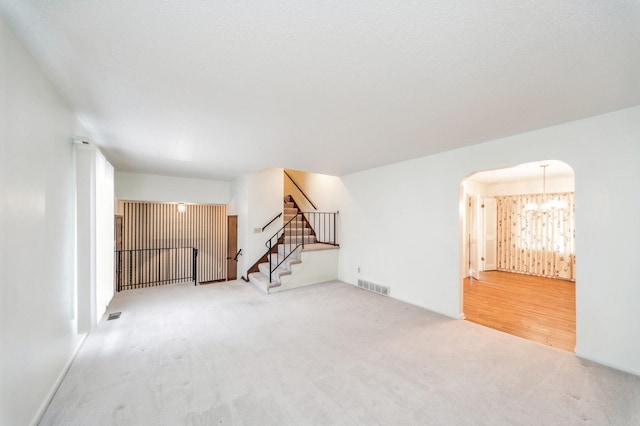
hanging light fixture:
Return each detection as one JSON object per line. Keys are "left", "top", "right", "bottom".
{"left": 177, "top": 203, "right": 186, "bottom": 213}
{"left": 524, "top": 164, "right": 568, "bottom": 212}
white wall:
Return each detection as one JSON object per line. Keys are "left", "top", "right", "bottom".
{"left": 462, "top": 179, "right": 487, "bottom": 197}
{"left": 76, "top": 145, "right": 115, "bottom": 332}
{"left": 115, "top": 171, "right": 230, "bottom": 204}
{"left": 229, "top": 174, "right": 249, "bottom": 276}
{"left": 231, "top": 168, "right": 283, "bottom": 278}
{"left": 95, "top": 152, "right": 115, "bottom": 323}
{"left": 277, "top": 249, "right": 340, "bottom": 292}
{"left": 338, "top": 106, "right": 640, "bottom": 376}
{"left": 0, "top": 16, "right": 85, "bottom": 425}
{"left": 75, "top": 146, "right": 96, "bottom": 333}
{"left": 284, "top": 169, "right": 343, "bottom": 212}
{"left": 247, "top": 168, "right": 284, "bottom": 276}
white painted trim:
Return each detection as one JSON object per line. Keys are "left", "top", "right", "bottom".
{"left": 29, "top": 333, "right": 88, "bottom": 426}
{"left": 344, "top": 280, "right": 459, "bottom": 320}
{"left": 574, "top": 352, "right": 640, "bottom": 378}
{"left": 391, "top": 293, "right": 460, "bottom": 320}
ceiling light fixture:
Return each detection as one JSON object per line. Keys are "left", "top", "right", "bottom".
{"left": 177, "top": 203, "right": 186, "bottom": 213}
{"left": 524, "top": 164, "right": 568, "bottom": 213}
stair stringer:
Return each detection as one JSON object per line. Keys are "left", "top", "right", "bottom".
{"left": 270, "top": 247, "right": 339, "bottom": 293}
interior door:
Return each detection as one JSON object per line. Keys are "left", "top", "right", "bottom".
{"left": 469, "top": 196, "right": 479, "bottom": 279}
{"left": 114, "top": 215, "right": 123, "bottom": 251}
{"left": 226, "top": 215, "right": 238, "bottom": 280}
{"left": 482, "top": 197, "right": 497, "bottom": 271}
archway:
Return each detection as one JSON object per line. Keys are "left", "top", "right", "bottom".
{"left": 459, "top": 160, "right": 576, "bottom": 351}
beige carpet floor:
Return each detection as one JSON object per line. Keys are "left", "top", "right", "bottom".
{"left": 40, "top": 280, "right": 640, "bottom": 425}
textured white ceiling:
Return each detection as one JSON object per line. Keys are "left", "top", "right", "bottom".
{"left": 2, "top": 1, "right": 639, "bottom": 180}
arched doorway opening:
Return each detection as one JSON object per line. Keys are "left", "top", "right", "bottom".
{"left": 459, "top": 160, "right": 576, "bottom": 351}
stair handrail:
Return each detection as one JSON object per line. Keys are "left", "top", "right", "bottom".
{"left": 261, "top": 212, "right": 282, "bottom": 232}
{"left": 265, "top": 213, "right": 307, "bottom": 282}
{"left": 232, "top": 249, "right": 242, "bottom": 261}
{"left": 263, "top": 210, "right": 339, "bottom": 283}
{"left": 284, "top": 170, "right": 317, "bottom": 210}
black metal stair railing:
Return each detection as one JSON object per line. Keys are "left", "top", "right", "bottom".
{"left": 261, "top": 212, "right": 282, "bottom": 232}
{"left": 115, "top": 247, "right": 198, "bottom": 291}
{"left": 301, "top": 211, "right": 340, "bottom": 245}
{"left": 264, "top": 211, "right": 338, "bottom": 283}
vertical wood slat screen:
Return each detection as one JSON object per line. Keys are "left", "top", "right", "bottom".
{"left": 121, "top": 202, "right": 227, "bottom": 283}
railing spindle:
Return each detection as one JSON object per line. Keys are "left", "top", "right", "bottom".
{"left": 193, "top": 248, "right": 198, "bottom": 286}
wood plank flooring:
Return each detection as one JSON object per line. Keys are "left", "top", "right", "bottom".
{"left": 463, "top": 271, "right": 576, "bottom": 352}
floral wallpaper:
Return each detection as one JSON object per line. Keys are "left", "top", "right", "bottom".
{"left": 496, "top": 192, "right": 575, "bottom": 280}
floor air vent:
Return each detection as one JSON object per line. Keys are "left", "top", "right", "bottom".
{"left": 107, "top": 312, "right": 121, "bottom": 320}
{"left": 357, "top": 279, "right": 390, "bottom": 296}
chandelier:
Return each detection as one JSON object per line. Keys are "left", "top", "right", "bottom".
{"left": 523, "top": 164, "right": 568, "bottom": 212}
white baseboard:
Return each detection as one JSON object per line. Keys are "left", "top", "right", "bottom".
{"left": 574, "top": 351, "right": 640, "bottom": 378}
{"left": 30, "top": 333, "right": 88, "bottom": 426}
{"left": 344, "top": 279, "right": 464, "bottom": 319}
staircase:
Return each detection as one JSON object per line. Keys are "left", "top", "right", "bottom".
{"left": 248, "top": 244, "right": 300, "bottom": 293}
{"left": 283, "top": 196, "right": 316, "bottom": 246}
{"left": 248, "top": 196, "right": 315, "bottom": 293}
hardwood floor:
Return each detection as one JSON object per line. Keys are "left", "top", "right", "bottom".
{"left": 463, "top": 271, "right": 576, "bottom": 352}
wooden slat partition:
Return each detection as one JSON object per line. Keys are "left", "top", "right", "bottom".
{"left": 121, "top": 201, "right": 227, "bottom": 283}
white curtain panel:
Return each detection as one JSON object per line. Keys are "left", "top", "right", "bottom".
{"left": 496, "top": 192, "right": 575, "bottom": 280}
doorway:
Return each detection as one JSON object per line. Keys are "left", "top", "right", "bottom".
{"left": 460, "top": 160, "right": 576, "bottom": 351}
